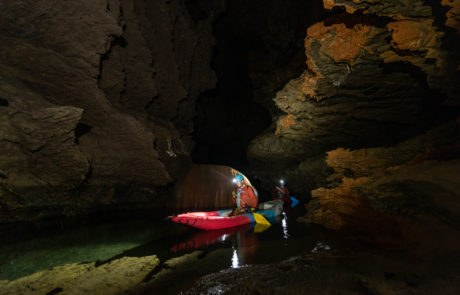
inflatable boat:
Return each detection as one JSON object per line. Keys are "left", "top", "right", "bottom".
{"left": 170, "top": 200, "right": 283, "bottom": 230}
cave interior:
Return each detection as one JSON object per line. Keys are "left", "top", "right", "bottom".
{"left": 0, "top": 0, "right": 459, "bottom": 294}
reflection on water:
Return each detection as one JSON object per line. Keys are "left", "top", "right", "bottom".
{"left": 282, "top": 212, "right": 289, "bottom": 239}
{"left": 231, "top": 248, "right": 240, "bottom": 268}
{"left": 1, "top": 207, "right": 333, "bottom": 294}
{"left": 170, "top": 223, "right": 256, "bottom": 252}
{"left": 311, "top": 241, "right": 331, "bottom": 253}
{"left": 0, "top": 219, "right": 176, "bottom": 281}
{"left": 220, "top": 234, "right": 230, "bottom": 242}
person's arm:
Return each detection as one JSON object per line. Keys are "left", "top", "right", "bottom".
{"left": 284, "top": 187, "right": 290, "bottom": 195}
{"left": 232, "top": 191, "right": 237, "bottom": 204}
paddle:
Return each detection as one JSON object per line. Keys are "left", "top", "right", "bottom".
{"left": 253, "top": 212, "right": 271, "bottom": 226}
{"left": 253, "top": 221, "right": 270, "bottom": 233}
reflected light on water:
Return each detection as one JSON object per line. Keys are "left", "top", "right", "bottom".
{"left": 311, "top": 241, "right": 331, "bottom": 253}
{"left": 282, "top": 212, "right": 289, "bottom": 239}
{"left": 231, "top": 248, "right": 240, "bottom": 268}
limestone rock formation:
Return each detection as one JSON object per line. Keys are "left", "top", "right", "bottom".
{"left": 249, "top": 0, "right": 459, "bottom": 200}
{"left": 191, "top": 0, "right": 325, "bottom": 167}
{"left": 443, "top": 0, "right": 460, "bottom": 34}
{"left": 0, "top": 0, "right": 220, "bottom": 222}
{"left": 299, "top": 119, "right": 460, "bottom": 236}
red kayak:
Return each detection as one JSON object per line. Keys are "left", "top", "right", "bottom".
{"left": 171, "top": 211, "right": 255, "bottom": 230}
{"left": 170, "top": 200, "right": 283, "bottom": 230}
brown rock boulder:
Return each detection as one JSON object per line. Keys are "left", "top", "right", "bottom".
{"left": 0, "top": 0, "right": 219, "bottom": 222}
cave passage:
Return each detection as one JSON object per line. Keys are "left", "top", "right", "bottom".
{"left": 1, "top": 0, "right": 459, "bottom": 293}
{"left": 191, "top": 0, "right": 325, "bottom": 170}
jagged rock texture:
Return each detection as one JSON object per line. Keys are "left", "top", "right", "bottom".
{"left": 191, "top": 0, "right": 325, "bottom": 167}
{"left": 248, "top": 0, "right": 460, "bottom": 235}
{"left": 299, "top": 119, "right": 460, "bottom": 233}
{"left": 0, "top": 0, "right": 220, "bottom": 222}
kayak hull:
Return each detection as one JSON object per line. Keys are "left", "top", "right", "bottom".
{"left": 171, "top": 200, "right": 283, "bottom": 230}
{"left": 172, "top": 211, "right": 255, "bottom": 230}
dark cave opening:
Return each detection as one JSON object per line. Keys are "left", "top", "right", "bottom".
{"left": 74, "top": 123, "right": 93, "bottom": 145}
{"left": 0, "top": 97, "right": 8, "bottom": 107}
{"left": 190, "top": 0, "right": 326, "bottom": 170}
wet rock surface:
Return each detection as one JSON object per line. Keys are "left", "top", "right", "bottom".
{"left": 186, "top": 249, "right": 460, "bottom": 295}
{"left": 0, "top": 255, "right": 159, "bottom": 295}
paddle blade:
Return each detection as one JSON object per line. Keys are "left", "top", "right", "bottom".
{"left": 290, "top": 196, "right": 300, "bottom": 207}
{"left": 253, "top": 223, "right": 270, "bottom": 233}
{"left": 253, "top": 212, "right": 271, "bottom": 226}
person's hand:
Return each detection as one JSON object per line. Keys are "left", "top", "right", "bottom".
{"left": 232, "top": 191, "right": 237, "bottom": 198}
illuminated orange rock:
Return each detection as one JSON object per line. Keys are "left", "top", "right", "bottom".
{"left": 302, "top": 56, "right": 324, "bottom": 99}
{"left": 250, "top": 0, "right": 460, "bottom": 208}
{"left": 301, "top": 21, "right": 381, "bottom": 101}
{"left": 303, "top": 177, "right": 372, "bottom": 230}
{"left": 300, "top": 119, "right": 460, "bottom": 233}
{"left": 301, "top": 73, "right": 320, "bottom": 98}
{"left": 306, "top": 23, "right": 373, "bottom": 66}
{"left": 325, "top": 148, "right": 389, "bottom": 179}
{"left": 280, "top": 114, "right": 296, "bottom": 128}
{"left": 387, "top": 19, "right": 438, "bottom": 52}
{"left": 382, "top": 19, "right": 445, "bottom": 77}
{"left": 275, "top": 114, "right": 297, "bottom": 136}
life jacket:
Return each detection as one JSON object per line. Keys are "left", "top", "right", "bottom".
{"left": 235, "top": 184, "right": 258, "bottom": 208}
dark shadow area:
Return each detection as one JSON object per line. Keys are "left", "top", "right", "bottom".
{"left": 0, "top": 97, "right": 9, "bottom": 107}
{"left": 324, "top": 11, "right": 393, "bottom": 28}
{"left": 191, "top": 0, "right": 326, "bottom": 171}
{"left": 74, "top": 123, "right": 93, "bottom": 144}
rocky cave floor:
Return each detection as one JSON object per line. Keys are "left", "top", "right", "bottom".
{"left": 183, "top": 242, "right": 460, "bottom": 295}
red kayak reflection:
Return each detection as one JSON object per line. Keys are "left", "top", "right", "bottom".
{"left": 170, "top": 222, "right": 270, "bottom": 253}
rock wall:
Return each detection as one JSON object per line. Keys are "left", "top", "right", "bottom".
{"left": 248, "top": 0, "right": 460, "bottom": 236}
{"left": 300, "top": 119, "right": 460, "bottom": 235}
{"left": 0, "top": 0, "right": 221, "bottom": 222}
